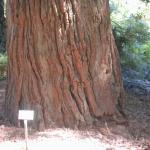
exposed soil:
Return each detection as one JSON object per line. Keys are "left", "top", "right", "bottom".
{"left": 0, "top": 80, "right": 150, "bottom": 150}
{"left": 0, "top": 80, "right": 6, "bottom": 124}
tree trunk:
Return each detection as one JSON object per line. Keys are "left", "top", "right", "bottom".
{"left": 0, "top": 0, "right": 4, "bottom": 25}
{"left": 5, "top": 0, "right": 125, "bottom": 130}
{"left": 0, "top": 0, "right": 5, "bottom": 52}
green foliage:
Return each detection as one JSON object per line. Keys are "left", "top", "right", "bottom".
{"left": 110, "top": 0, "right": 150, "bottom": 73}
{"left": 0, "top": 53, "right": 7, "bottom": 80}
{"left": 0, "top": 52, "right": 7, "bottom": 64}
{"left": 140, "top": 0, "right": 150, "bottom": 3}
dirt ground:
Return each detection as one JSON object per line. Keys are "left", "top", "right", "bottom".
{"left": 0, "top": 80, "right": 150, "bottom": 150}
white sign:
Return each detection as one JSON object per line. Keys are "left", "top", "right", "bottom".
{"left": 18, "top": 110, "right": 34, "bottom": 120}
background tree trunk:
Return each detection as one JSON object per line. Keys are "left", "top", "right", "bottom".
{"left": 0, "top": 0, "right": 5, "bottom": 52}
{"left": 0, "top": 0, "right": 4, "bottom": 26}
{"left": 5, "top": 0, "right": 124, "bottom": 130}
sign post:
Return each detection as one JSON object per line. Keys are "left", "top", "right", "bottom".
{"left": 18, "top": 110, "right": 34, "bottom": 150}
{"left": 24, "top": 120, "right": 28, "bottom": 150}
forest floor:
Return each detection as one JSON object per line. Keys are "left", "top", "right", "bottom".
{"left": 0, "top": 80, "right": 150, "bottom": 150}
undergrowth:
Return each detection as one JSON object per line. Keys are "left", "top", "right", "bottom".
{"left": 0, "top": 53, "right": 7, "bottom": 80}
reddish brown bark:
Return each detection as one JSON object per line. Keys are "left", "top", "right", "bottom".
{"left": 5, "top": 0, "right": 124, "bottom": 129}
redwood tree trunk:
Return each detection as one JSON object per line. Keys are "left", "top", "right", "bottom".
{"left": 5, "top": 0, "right": 124, "bottom": 129}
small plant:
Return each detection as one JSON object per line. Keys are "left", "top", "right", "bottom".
{"left": 0, "top": 52, "right": 7, "bottom": 80}
{"left": 0, "top": 53, "right": 7, "bottom": 64}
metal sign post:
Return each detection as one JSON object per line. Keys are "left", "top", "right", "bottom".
{"left": 24, "top": 120, "right": 28, "bottom": 150}
{"left": 18, "top": 110, "right": 34, "bottom": 150}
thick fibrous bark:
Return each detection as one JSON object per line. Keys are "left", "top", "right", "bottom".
{"left": 5, "top": 0, "right": 124, "bottom": 129}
